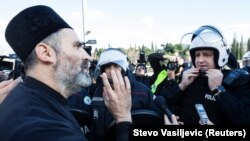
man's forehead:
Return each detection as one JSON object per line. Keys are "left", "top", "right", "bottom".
{"left": 60, "top": 28, "right": 78, "bottom": 38}
{"left": 195, "top": 49, "right": 214, "bottom": 53}
{"left": 103, "top": 63, "right": 120, "bottom": 67}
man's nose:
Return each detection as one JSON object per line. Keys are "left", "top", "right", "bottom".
{"left": 82, "top": 50, "right": 92, "bottom": 61}
{"left": 197, "top": 56, "right": 205, "bottom": 62}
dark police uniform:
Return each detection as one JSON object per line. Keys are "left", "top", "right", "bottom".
{"left": 67, "top": 88, "right": 92, "bottom": 115}
{"left": 67, "top": 88, "right": 93, "bottom": 138}
{"left": 134, "top": 74, "right": 151, "bottom": 88}
{"left": 90, "top": 72, "right": 158, "bottom": 141}
{"left": 164, "top": 69, "right": 250, "bottom": 124}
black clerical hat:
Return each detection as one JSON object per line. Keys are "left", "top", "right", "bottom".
{"left": 5, "top": 5, "right": 72, "bottom": 63}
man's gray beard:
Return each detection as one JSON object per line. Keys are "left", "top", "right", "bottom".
{"left": 77, "top": 70, "right": 92, "bottom": 87}
{"left": 55, "top": 69, "right": 92, "bottom": 98}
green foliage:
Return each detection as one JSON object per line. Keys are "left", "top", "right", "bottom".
{"left": 231, "top": 33, "right": 238, "bottom": 58}
{"left": 163, "top": 43, "right": 175, "bottom": 54}
{"left": 239, "top": 36, "right": 244, "bottom": 59}
{"left": 247, "top": 38, "right": 250, "bottom": 52}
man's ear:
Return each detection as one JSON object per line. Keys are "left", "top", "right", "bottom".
{"left": 35, "top": 43, "right": 56, "bottom": 63}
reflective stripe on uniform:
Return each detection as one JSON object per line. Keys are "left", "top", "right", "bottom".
{"left": 151, "top": 70, "right": 168, "bottom": 94}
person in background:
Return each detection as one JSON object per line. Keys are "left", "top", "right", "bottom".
{"left": 133, "top": 63, "right": 150, "bottom": 88}
{"left": 148, "top": 53, "right": 176, "bottom": 96}
{"left": 164, "top": 25, "right": 250, "bottom": 124}
{"left": 182, "top": 55, "right": 193, "bottom": 71}
{"left": 0, "top": 5, "right": 131, "bottom": 141}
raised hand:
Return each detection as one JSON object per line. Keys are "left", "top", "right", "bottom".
{"left": 101, "top": 70, "right": 132, "bottom": 123}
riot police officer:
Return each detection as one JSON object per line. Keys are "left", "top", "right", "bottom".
{"left": 90, "top": 48, "right": 162, "bottom": 141}
{"left": 164, "top": 25, "right": 250, "bottom": 124}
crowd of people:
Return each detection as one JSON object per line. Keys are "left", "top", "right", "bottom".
{"left": 0, "top": 4, "right": 250, "bottom": 141}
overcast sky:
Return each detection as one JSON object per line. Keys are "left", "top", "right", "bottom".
{"left": 1, "top": 0, "right": 250, "bottom": 55}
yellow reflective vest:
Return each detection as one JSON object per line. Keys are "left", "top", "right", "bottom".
{"left": 151, "top": 70, "right": 168, "bottom": 94}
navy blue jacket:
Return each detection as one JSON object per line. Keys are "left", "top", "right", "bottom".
{"left": 66, "top": 88, "right": 93, "bottom": 138}
{"left": 133, "top": 74, "right": 151, "bottom": 88}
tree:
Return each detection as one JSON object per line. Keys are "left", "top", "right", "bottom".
{"left": 126, "top": 47, "right": 138, "bottom": 64}
{"left": 247, "top": 38, "right": 250, "bottom": 52}
{"left": 236, "top": 42, "right": 239, "bottom": 60}
{"left": 151, "top": 42, "right": 155, "bottom": 53}
{"left": 175, "top": 43, "right": 188, "bottom": 58}
{"left": 231, "top": 33, "right": 238, "bottom": 57}
{"left": 95, "top": 48, "right": 105, "bottom": 58}
{"left": 239, "top": 35, "right": 244, "bottom": 59}
{"left": 163, "top": 43, "right": 175, "bottom": 54}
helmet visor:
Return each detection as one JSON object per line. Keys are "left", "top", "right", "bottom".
{"left": 181, "top": 29, "right": 225, "bottom": 50}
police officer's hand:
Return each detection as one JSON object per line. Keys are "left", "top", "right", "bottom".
{"left": 101, "top": 70, "right": 132, "bottom": 123}
{"left": 0, "top": 77, "right": 22, "bottom": 103}
{"left": 179, "top": 67, "right": 199, "bottom": 90}
{"left": 205, "top": 69, "right": 223, "bottom": 91}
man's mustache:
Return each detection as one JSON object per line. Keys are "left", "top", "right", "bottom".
{"left": 81, "top": 60, "right": 90, "bottom": 70}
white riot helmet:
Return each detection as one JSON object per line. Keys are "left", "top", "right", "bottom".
{"left": 242, "top": 51, "right": 250, "bottom": 67}
{"left": 95, "top": 48, "right": 128, "bottom": 76}
{"left": 182, "top": 25, "right": 229, "bottom": 68}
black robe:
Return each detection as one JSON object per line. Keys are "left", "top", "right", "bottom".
{"left": 0, "top": 76, "right": 87, "bottom": 141}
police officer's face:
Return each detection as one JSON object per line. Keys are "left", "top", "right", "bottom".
{"left": 54, "top": 29, "right": 92, "bottom": 95}
{"left": 195, "top": 50, "right": 216, "bottom": 70}
{"left": 103, "top": 64, "right": 122, "bottom": 79}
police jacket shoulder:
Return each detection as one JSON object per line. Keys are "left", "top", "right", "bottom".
{"left": 126, "top": 72, "right": 155, "bottom": 110}
{"left": 222, "top": 69, "right": 250, "bottom": 87}
{"left": 218, "top": 70, "right": 250, "bottom": 124}
{"left": 92, "top": 71, "right": 155, "bottom": 110}
{"left": 241, "top": 66, "right": 250, "bottom": 74}
{"left": 133, "top": 73, "right": 151, "bottom": 88}
{"left": 67, "top": 88, "right": 93, "bottom": 115}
